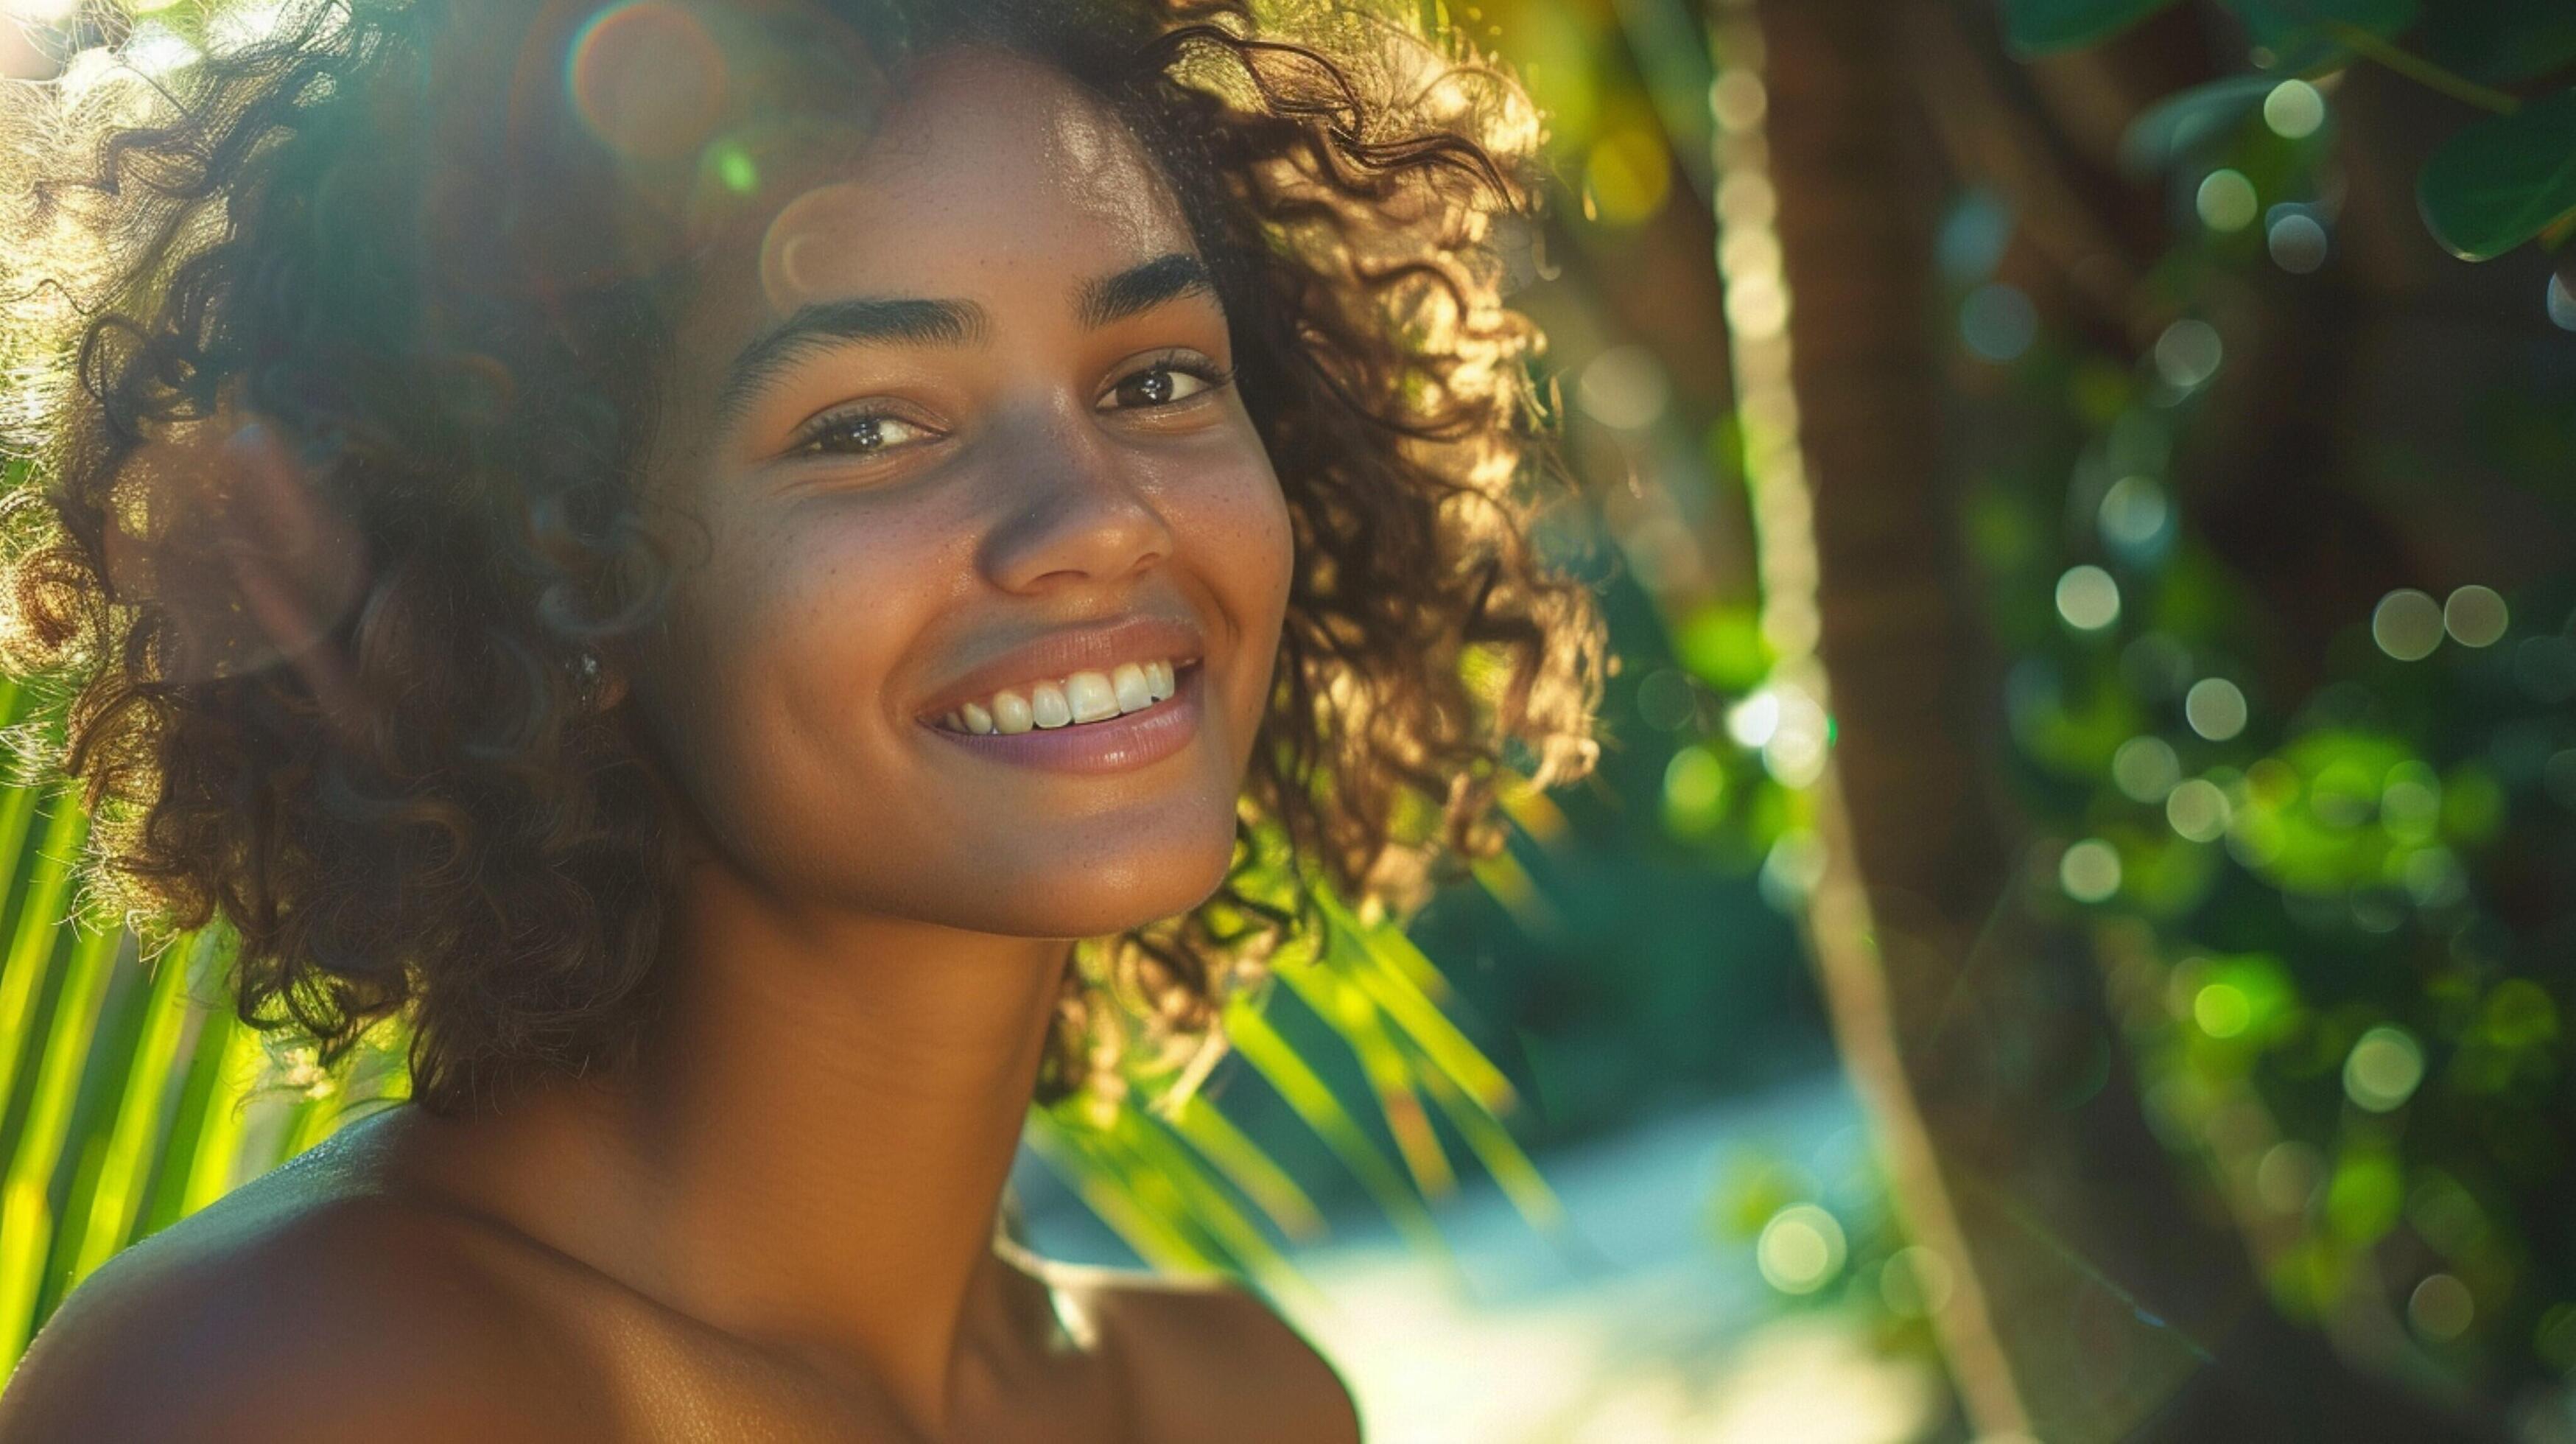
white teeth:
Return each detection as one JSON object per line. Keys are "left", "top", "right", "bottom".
{"left": 1030, "top": 680, "right": 1073, "bottom": 729}
{"left": 1112, "top": 662, "right": 1152, "bottom": 712}
{"left": 992, "top": 690, "right": 1033, "bottom": 734}
{"left": 1065, "top": 670, "right": 1120, "bottom": 723}
{"left": 936, "top": 656, "right": 1191, "bottom": 733}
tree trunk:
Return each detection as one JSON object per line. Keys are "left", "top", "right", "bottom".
{"left": 1722, "top": 0, "right": 2504, "bottom": 1437}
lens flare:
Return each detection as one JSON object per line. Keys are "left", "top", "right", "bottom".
{"left": 568, "top": 1, "right": 729, "bottom": 162}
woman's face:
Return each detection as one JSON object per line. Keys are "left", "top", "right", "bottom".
{"left": 634, "top": 46, "right": 1294, "bottom": 940}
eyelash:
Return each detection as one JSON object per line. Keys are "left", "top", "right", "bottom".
{"left": 786, "top": 351, "right": 1239, "bottom": 459}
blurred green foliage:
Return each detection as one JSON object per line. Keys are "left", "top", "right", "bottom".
{"left": 1478, "top": 0, "right": 2576, "bottom": 1420}
{"left": 1961, "top": 0, "right": 2576, "bottom": 1403}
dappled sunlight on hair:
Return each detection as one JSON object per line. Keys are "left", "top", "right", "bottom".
{"left": 0, "top": 0, "right": 1604, "bottom": 1118}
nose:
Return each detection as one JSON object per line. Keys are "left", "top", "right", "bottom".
{"left": 978, "top": 410, "right": 1176, "bottom": 593}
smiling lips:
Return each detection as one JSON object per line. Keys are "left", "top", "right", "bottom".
{"left": 932, "top": 657, "right": 1184, "bottom": 735}
{"left": 922, "top": 659, "right": 1205, "bottom": 775}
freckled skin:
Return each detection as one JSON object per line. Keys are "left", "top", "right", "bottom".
{"left": 0, "top": 46, "right": 1356, "bottom": 1444}
{"left": 650, "top": 49, "right": 1291, "bottom": 937}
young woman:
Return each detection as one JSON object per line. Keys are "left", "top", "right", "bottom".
{"left": 0, "top": 0, "right": 1602, "bottom": 1437}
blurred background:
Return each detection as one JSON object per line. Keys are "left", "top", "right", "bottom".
{"left": 5, "top": 0, "right": 2576, "bottom": 1440}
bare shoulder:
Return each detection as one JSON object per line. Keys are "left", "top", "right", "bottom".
{"left": 0, "top": 1157, "right": 614, "bottom": 1443}
{"left": 1045, "top": 1263, "right": 1362, "bottom": 1444}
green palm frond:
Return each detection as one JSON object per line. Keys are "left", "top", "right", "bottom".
{"left": 1024, "top": 813, "right": 1572, "bottom": 1293}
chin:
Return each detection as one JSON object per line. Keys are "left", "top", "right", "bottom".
{"left": 967, "top": 823, "right": 1240, "bottom": 941}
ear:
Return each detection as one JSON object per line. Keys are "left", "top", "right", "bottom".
{"left": 106, "top": 415, "right": 370, "bottom": 718}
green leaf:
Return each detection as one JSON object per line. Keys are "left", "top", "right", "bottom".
{"left": 1113, "top": 1112, "right": 1295, "bottom": 1286}
{"left": 1414, "top": 1065, "right": 1567, "bottom": 1234}
{"left": 2003, "top": 0, "right": 2186, "bottom": 55}
{"left": 1222, "top": 1007, "right": 1445, "bottom": 1257}
{"left": 1309, "top": 889, "right": 1516, "bottom": 1111}
{"left": 1024, "top": 1112, "right": 1225, "bottom": 1275}
{"left": 61, "top": 933, "right": 206, "bottom": 1288}
{"left": 1266, "top": 963, "right": 1455, "bottom": 1199}
{"left": 2119, "top": 76, "right": 2280, "bottom": 175}
{"left": 1169, "top": 1093, "right": 1326, "bottom": 1242}
{"left": 2419, "top": 88, "right": 2576, "bottom": 260}
{"left": 2423, "top": 0, "right": 2576, "bottom": 84}
{"left": 0, "top": 801, "right": 91, "bottom": 1138}
{"left": 175, "top": 1010, "right": 265, "bottom": 1219}
{"left": 0, "top": 924, "right": 122, "bottom": 1363}
{"left": 273, "top": 1085, "right": 348, "bottom": 1168}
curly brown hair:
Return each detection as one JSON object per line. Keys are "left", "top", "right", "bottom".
{"left": 0, "top": 0, "right": 1605, "bottom": 1117}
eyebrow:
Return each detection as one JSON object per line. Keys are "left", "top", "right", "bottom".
{"left": 713, "top": 251, "right": 1218, "bottom": 430}
{"left": 712, "top": 298, "right": 983, "bottom": 431}
{"left": 1074, "top": 252, "right": 1215, "bottom": 330}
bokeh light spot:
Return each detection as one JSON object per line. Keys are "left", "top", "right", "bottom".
{"left": 2550, "top": 273, "right": 2576, "bottom": 332}
{"left": 2403, "top": 848, "right": 2466, "bottom": 908}
{"left": 1710, "top": 69, "right": 1766, "bottom": 132}
{"left": 2166, "top": 777, "right": 2231, "bottom": 841}
{"left": 2060, "top": 838, "right": 2123, "bottom": 902}
{"left": 1635, "top": 667, "right": 1699, "bottom": 731}
{"left": 2184, "top": 678, "right": 2247, "bottom": 742}
{"left": 1960, "top": 283, "right": 2038, "bottom": 362}
{"left": 2055, "top": 564, "right": 2121, "bottom": 631}
{"left": 1586, "top": 125, "right": 1671, "bottom": 227}
{"left": 2344, "top": 1025, "right": 2425, "bottom": 1112}
{"left": 1662, "top": 745, "right": 1729, "bottom": 836}
{"left": 2194, "top": 981, "right": 2251, "bottom": 1038}
{"left": 2373, "top": 589, "right": 2444, "bottom": 661}
{"left": 1717, "top": 169, "right": 1776, "bottom": 228}
{"left": 2098, "top": 475, "right": 2169, "bottom": 552}
{"left": 2113, "top": 735, "right": 2181, "bottom": 802}
{"left": 1759, "top": 830, "right": 1829, "bottom": 911}
{"left": 2541, "top": 1305, "right": 2576, "bottom": 1372}
{"left": 1578, "top": 344, "right": 1672, "bottom": 431}
{"left": 2154, "top": 319, "right": 2223, "bottom": 390}
{"left": 2408, "top": 1274, "right": 2474, "bottom": 1343}
{"left": 1756, "top": 1204, "right": 1847, "bottom": 1294}
{"left": 2196, "top": 169, "right": 2257, "bottom": 231}
{"left": 1937, "top": 190, "right": 2013, "bottom": 284}
{"left": 712, "top": 141, "right": 759, "bottom": 195}
{"left": 2443, "top": 584, "right": 2508, "bottom": 648}
{"left": 2382, "top": 765, "right": 2443, "bottom": 844}
{"left": 2545, "top": 749, "right": 2576, "bottom": 810}
{"left": 1759, "top": 687, "right": 1832, "bottom": 789}
{"left": 1725, "top": 271, "right": 1790, "bottom": 338}
{"left": 2267, "top": 211, "right": 2328, "bottom": 273}
{"left": 1880, "top": 1246, "right": 1956, "bottom": 1319}
{"left": 1726, "top": 690, "right": 1780, "bottom": 749}
{"left": 2263, "top": 80, "right": 2326, "bottom": 139}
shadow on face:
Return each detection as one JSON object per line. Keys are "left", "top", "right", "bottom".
{"left": 630, "top": 46, "right": 1296, "bottom": 942}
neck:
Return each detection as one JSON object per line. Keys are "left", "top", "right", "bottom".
{"left": 403, "top": 859, "right": 1080, "bottom": 1437}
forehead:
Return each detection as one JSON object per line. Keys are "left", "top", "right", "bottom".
{"left": 688, "top": 47, "right": 1198, "bottom": 328}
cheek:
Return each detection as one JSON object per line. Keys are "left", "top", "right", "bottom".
{"left": 637, "top": 505, "right": 939, "bottom": 862}
{"left": 1199, "top": 455, "right": 1294, "bottom": 731}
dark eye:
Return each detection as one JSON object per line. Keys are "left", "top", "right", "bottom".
{"left": 1103, "top": 360, "right": 1228, "bottom": 412}
{"left": 796, "top": 411, "right": 937, "bottom": 458}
